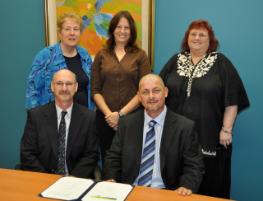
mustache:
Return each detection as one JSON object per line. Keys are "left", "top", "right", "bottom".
{"left": 58, "top": 90, "right": 70, "bottom": 95}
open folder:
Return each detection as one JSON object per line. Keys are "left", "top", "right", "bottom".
{"left": 40, "top": 176, "right": 133, "bottom": 201}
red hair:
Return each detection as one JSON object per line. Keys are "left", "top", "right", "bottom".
{"left": 181, "top": 19, "right": 219, "bottom": 53}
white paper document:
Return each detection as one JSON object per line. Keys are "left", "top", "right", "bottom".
{"left": 82, "top": 181, "right": 133, "bottom": 201}
{"left": 41, "top": 176, "right": 94, "bottom": 200}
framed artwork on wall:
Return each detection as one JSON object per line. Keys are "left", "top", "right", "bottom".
{"left": 44, "top": 0, "right": 155, "bottom": 65}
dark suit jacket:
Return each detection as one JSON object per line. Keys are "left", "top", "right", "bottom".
{"left": 104, "top": 109, "right": 204, "bottom": 192}
{"left": 20, "top": 102, "right": 98, "bottom": 178}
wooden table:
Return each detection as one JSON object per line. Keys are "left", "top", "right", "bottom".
{"left": 0, "top": 168, "right": 232, "bottom": 201}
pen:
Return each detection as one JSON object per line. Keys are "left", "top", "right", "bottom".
{"left": 90, "top": 195, "right": 117, "bottom": 200}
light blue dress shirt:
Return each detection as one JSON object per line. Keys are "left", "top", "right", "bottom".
{"left": 134, "top": 106, "right": 167, "bottom": 188}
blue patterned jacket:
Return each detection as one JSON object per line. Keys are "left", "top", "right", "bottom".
{"left": 26, "top": 43, "right": 94, "bottom": 109}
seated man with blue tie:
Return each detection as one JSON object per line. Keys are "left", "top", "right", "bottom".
{"left": 20, "top": 69, "right": 98, "bottom": 178}
{"left": 103, "top": 74, "right": 204, "bottom": 195}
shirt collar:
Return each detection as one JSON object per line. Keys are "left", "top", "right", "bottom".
{"left": 55, "top": 103, "right": 73, "bottom": 119}
{"left": 144, "top": 106, "right": 167, "bottom": 127}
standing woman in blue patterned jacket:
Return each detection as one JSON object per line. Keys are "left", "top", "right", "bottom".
{"left": 26, "top": 13, "right": 94, "bottom": 109}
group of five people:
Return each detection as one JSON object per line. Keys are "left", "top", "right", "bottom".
{"left": 20, "top": 10, "right": 249, "bottom": 198}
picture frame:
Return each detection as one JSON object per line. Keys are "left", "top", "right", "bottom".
{"left": 44, "top": 0, "right": 155, "bottom": 65}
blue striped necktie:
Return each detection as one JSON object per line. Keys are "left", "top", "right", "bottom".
{"left": 56, "top": 111, "right": 67, "bottom": 174}
{"left": 137, "top": 120, "right": 157, "bottom": 186}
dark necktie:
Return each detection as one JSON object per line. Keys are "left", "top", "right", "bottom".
{"left": 137, "top": 120, "right": 157, "bottom": 186}
{"left": 56, "top": 111, "right": 67, "bottom": 174}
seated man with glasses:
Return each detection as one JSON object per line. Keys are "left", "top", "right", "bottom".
{"left": 20, "top": 69, "right": 98, "bottom": 178}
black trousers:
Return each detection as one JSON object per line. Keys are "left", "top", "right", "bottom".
{"left": 95, "top": 110, "right": 116, "bottom": 169}
{"left": 198, "top": 145, "right": 232, "bottom": 198}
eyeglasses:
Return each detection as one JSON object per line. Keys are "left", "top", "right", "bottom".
{"left": 54, "top": 81, "right": 76, "bottom": 87}
{"left": 189, "top": 32, "right": 208, "bottom": 38}
{"left": 62, "top": 27, "right": 80, "bottom": 33}
{"left": 116, "top": 25, "right": 130, "bottom": 31}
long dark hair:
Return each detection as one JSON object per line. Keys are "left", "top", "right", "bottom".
{"left": 106, "top": 10, "right": 138, "bottom": 51}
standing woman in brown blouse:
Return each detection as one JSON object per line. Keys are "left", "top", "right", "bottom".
{"left": 91, "top": 11, "right": 151, "bottom": 166}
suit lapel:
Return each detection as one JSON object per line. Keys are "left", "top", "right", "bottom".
{"left": 44, "top": 103, "right": 59, "bottom": 157}
{"left": 160, "top": 110, "right": 177, "bottom": 171}
{"left": 132, "top": 110, "right": 145, "bottom": 172}
{"left": 67, "top": 104, "right": 83, "bottom": 156}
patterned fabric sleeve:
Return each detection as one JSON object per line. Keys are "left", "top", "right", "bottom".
{"left": 25, "top": 48, "right": 51, "bottom": 109}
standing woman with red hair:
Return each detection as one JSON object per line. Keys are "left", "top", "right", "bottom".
{"left": 160, "top": 19, "right": 250, "bottom": 198}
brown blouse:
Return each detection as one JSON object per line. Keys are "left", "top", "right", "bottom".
{"left": 91, "top": 48, "right": 151, "bottom": 111}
